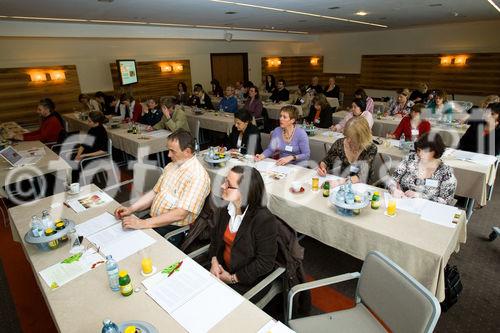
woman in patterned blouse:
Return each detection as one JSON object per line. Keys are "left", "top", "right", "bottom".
{"left": 389, "top": 133, "right": 457, "bottom": 205}
{"left": 317, "top": 116, "right": 378, "bottom": 187}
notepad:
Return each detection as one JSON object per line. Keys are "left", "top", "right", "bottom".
{"left": 86, "top": 223, "right": 156, "bottom": 262}
{"left": 445, "top": 148, "right": 497, "bottom": 166}
{"left": 66, "top": 191, "right": 113, "bottom": 213}
{"left": 144, "top": 257, "right": 244, "bottom": 333}
{"left": 145, "top": 129, "right": 172, "bottom": 138}
{"left": 75, "top": 212, "right": 117, "bottom": 238}
{"left": 395, "top": 198, "right": 458, "bottom": 228}
{"left": 39, "top": 250, "right": 104, "bottom": 289}
{"left": 258, "top": 320, "right": 296, "bottom": 333}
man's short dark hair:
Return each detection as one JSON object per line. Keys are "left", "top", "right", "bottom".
{"left": 160, "top": 96, "right": 176, "bottom": 109}
{"left": 168, "top": 129, "right": 194, "bottom": 153}
{"left": 415, "top": 132, "right": 446, "bottom": 158}
{"left": 278, "top": 79, "right": 286, "bottom": 86}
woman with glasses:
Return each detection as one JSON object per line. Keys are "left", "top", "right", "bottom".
{"left": 209, "top": 165, "right": 278, "bottom": 294}
{"left": 388, "top": 133, "right": 457, "bottom": 205}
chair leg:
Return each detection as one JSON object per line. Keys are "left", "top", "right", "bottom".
{"left": 465, "top": 198, "right": 475, "bottom": 221}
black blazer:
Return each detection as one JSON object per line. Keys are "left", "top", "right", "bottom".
{"left": 306, "top": 106, "right": 335, "bottom": 128}
{"left": 227, "top": 123, "right": 263, "bottom": 155}
{"left": 190, "top": 93, "right": 214, "bottom": 110}
{"left": 324, "top": 85, "right": 340, "bottom": 99}
{"left": 458, "top": 120, "right": 500, "bottom": 155}
{"left": 270, "top": 88, "right": 290, "bottom": 103}
{"left": 208, "top": 205, "right": 278, "bottom": 293}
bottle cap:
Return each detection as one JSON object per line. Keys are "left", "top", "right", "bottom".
{"left": 44, "top": 228, "right": 54, "bottom": 235}
{"left": 124, "top": 326, "right": 137, "bottom": 333}
{"left": 118, "top": 270, "right": 128, "bottom": 278}
{"left": 103, "top": 319, "right": 111, "bottom": 325}
{"left": 374, "top": 191, "right": 380, "bottom": 195}
{"left": 55, "top": 222, "right": 65, "bottom": 229}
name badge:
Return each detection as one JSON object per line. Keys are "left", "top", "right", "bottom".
{"left": 411, "top": 129, "right": 419, "bottom": 136}
{"left": 285, "top": 145, "right": 293, "bottom": 152}
{"left": 425, "top": 179, "right": 439, "bottom": 188}
{"left": 350, "top": 165, "right": 360, "bottom": 174}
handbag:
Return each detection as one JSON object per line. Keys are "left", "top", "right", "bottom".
{"left": 440, "top": 264, "right": 463, "bottom": 312}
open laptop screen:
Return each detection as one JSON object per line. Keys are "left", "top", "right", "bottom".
{"left": 0, "top": 146, "right": 22, "bottom": 165}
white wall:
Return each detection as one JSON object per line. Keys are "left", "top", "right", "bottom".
{"left": 319, "top": 20, "right": 500, "bottom": 73}
{"left": 0, "top": 37, "right": 321, "bottom": 93}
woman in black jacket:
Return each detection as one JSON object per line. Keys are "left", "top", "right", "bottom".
{"left": 458, "top": 102, "right": 500, "bottom": 155}
{"left": 306, "top": 94, "right": 335, "bottom": 128}
{"left": 209, "top": 165, "right": 278, "bottom": 294}
{"left": 227, "top": 110, "right": 263, "bottom": 155}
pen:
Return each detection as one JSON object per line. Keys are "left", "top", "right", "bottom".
{"left": 167, "top": 260, "right": 183, "bottom": 277}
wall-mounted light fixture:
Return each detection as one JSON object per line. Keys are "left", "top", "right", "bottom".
{"left": 160, "top": 64, "right": 173, "bottom": 72}
{"left": 49, "top": 71, "right": 66, "bottom": 80}
{"left": 440, "top": 55, "right": 468, "bottom": 66}
{"left": 173, "top": 64, "right": 183, "bottom": 72}
{"left": 310, "top": 57, "right": 320, "bottom": 66}
{"left": 29, "top": 71, "right": 47, "bottom": 82}
{"left": 266, "top": 58, "right": 281, "bottom": 67}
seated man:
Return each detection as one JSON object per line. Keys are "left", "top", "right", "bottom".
{"left": 139, "top": 98, "right": 162, "bottom": 126}
{"left": 189, "top": 84, "right": 214, "bottom": 109}
{"left": 149, "top": 97, "right": 190, "bottom": 132}
{"left": 115, "top": 130, "right": 210, "bottom": 245}
{"left": 270, "top": 79, "right": 290, "bottom": 103}
{"left": 218, "top": 86, "right": 238, "bottom": 113}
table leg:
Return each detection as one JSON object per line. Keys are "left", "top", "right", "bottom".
{"left": 465, "top": 198, "right": 475, "bottom": 221}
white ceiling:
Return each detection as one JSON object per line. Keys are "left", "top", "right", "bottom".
{"left": 0, "top": 0, "right": 499, "bottom": 33}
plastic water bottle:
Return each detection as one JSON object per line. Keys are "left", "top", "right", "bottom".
{"left": 399, "top": 133, "right": 405, "bottom": 150}
{"left": 194, "top": 138, "right": 200, "bottom": 155}
{"left": 106, "top": 255, "right": 120, "bottom": 292}
{"left": 41, "top": 210, "right": 53, "bottom": 230}
{"left": 101, "top": 319, "right": 119, "bottom": 333}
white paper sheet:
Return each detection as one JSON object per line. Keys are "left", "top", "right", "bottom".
{"left": 66, "top": 191, "right": 113, "bottom": 213}
{"left": 420, "top": 201, "right": 459, "bottom": 228}
{"left": 446, "top": 148, "right": 497, "bottom": 166}
{"left": 258, "top": 321, "right": 296, "bottom": 333}
{"left": 255, "top": 161, "right": 293, "bottom": 175}
{"left": 387, "top": 139, "right": 401, "bottom": 148}
{"left": 145, "top": 257, "right": 244, "bottom": 333}
{"left": 39, "top": 250, "right": 104, "bottom": 289}
{"left": 75, "top": 212, "right": 117, "bottom": 238}
{"left": 19, "top": 147, "right": 46, "bottom": 157}
{"left": 86, "top": 223, "right": 156, "bottom": 262}
{"left": 145, "top": 129, "right": 172, "bottom": 138}
{"left": 395, "top": 198, "right": 428, "bottom": 215}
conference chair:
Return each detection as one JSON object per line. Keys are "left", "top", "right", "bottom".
{"left": 287, "top": 251, "right": 441, "bottom": 333}
{"left": 489, "top": 227, "right": 500, "bottom": 241}
{"left": 79, "top": 139, "right": 119, "bottom": 187}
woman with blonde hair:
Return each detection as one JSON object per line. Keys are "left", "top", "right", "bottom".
{"left": 409, "top": 82, "right": 430, "bottom": 103}
{"left": 255, "top": 105, "right": 310, "bottom": 165}
{"left": 317, "top": 116, "right": 378, "bottom": 187}
{"left": 480, "top": 95, "right": 500, "bottom": 109}
{"left": 387, "top": 88, "right": 414, "bottom": 117}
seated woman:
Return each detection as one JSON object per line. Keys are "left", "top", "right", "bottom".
{"left": 70, "top": 111, "right": 109, "bottom": 182}
{"left": 354, "top": 88, "right": 374, "bottom": 114}
{"left": 255, "top": 105, "right": 310, "bottom": 165}
{"left": 227, "top": 110, "right": 263, "bottom": 155}
{"left": 306, "top": 94, "right": 334, "bottom": 128}
{"left": 95, "top": 91, "right": 116, "bottom": 116}
{"left": 387, "top": 103, "right": 431, "bottom": 141}
{"left": 176, "top": 81, "right": 189, "bottom": 105}
{"left": 409, "top": 82, "right": 430, "bottom": 103}
{"left": 293, "top": 85, "right": 314, "bottom": 117}
{"left": 426, "top": 90, "right": 453, "bottom": 120}
{"left": 317, "top": 117, "right": 377, "bottom": 187}
{"left": 331, "top": 98, "right": 373, "bottom": 133}
{"left": 209, "top": 165, "right": 278, "bottom": 294}
{"left": 78, "top": 94, "right": 101, "bottom": 112}
{"left": 458, "top": 102, "right": 500, "bottom": 155}
{"left": 264, "top": 74, "right": 276, "bottom": 93}
{"left": 139, "top": 98, "right": 162, "bottom": 126}
{"left": 389, "top": 133, "right": 457, "bottom": 205}
{"left": 115, "top": 93, "right": 142, "bottom": 122}
{"left": 324, "top": 77, "right": 340, "bottom": 99}
{"left": 210, "top": 79, "right": 224, "bottom": 98}
{"left": 12, "top": 98, "right": 65, "bottom": 143}
{"left": 386, "top": 88, "right": 414, "bottom": 117}
{"left": 244, "top": 86, "right": 263, "bottom": 119}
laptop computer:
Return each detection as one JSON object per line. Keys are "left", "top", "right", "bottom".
{"left": 0, "top": 145, "right": 43, "bottom": 167}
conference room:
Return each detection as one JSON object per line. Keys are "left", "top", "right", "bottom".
{"left": 0, "top": 1, "right": 499, "bottom": 332}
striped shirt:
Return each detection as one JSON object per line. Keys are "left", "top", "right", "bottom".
{"left": 150, "top": 156, "right": 210, "bottom": 226}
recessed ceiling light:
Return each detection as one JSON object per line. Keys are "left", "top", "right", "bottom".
{"left": 355, "top": 11, "right": 368, "bottom": 16}
{"left": 225, "top": 11, "right": 237, "bottom": 14}
{"left": 487, "top": 0, "right": 500, "bottom": 13}
{"left": 328, "top": 6, "right": 340, "bottom": 10}
{"left": 429, "top": 3, "right": 443, "bottom": 7}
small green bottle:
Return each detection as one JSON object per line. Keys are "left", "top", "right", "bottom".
{"left": 118, "top": 270, "right": 133, "bottom": 297}
{"left": 322, "top": 181, "right": 330, "bottom": 198}
{"left": 371, "top": 191, "right": 381, "bottom": 209}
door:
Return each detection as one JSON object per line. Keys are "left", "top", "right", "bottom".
{"left": 210, "top": 53, "right": 248, "bottom": 88}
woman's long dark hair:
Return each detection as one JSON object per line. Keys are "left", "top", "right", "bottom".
{"left": 231, "top": 165, "right": 267, "bottom": 211}
{"left": 265, "top": 74, "right": 276, "bottom": 93}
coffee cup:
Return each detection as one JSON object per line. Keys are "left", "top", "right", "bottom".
{"left": 291, "top": 181, "right": 302, "bottom": 192}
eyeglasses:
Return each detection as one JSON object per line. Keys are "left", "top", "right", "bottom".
{"left": 223, "top": 179, "right": 239, "bottom": 190}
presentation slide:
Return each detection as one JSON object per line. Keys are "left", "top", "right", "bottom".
{"left": 117, "top": 60, "right": 138, "bottom": 85}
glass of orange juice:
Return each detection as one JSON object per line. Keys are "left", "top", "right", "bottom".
{"left": 386, "top": 197, "right": 397, "bottom": 216}
{"left": 139, "top": 249, "right": 156, "bottom": 276}
{"left": 312, "top": 177, "right": 319, "bottom": 191}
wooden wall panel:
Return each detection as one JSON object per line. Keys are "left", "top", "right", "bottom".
{"left": 261, "top": 56, "right": 324, "bottom": 86}
{"left": 0, "top": 65, "right": 81, "bottom": 125}
{"left": 261, "top": 56, "right": 360, "bottom": 107}
{"left": 110, "top": 60, "right": 192, "bottom": 102}
{"left": 360, "top": 53, "right": 500, "bottom": 96}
